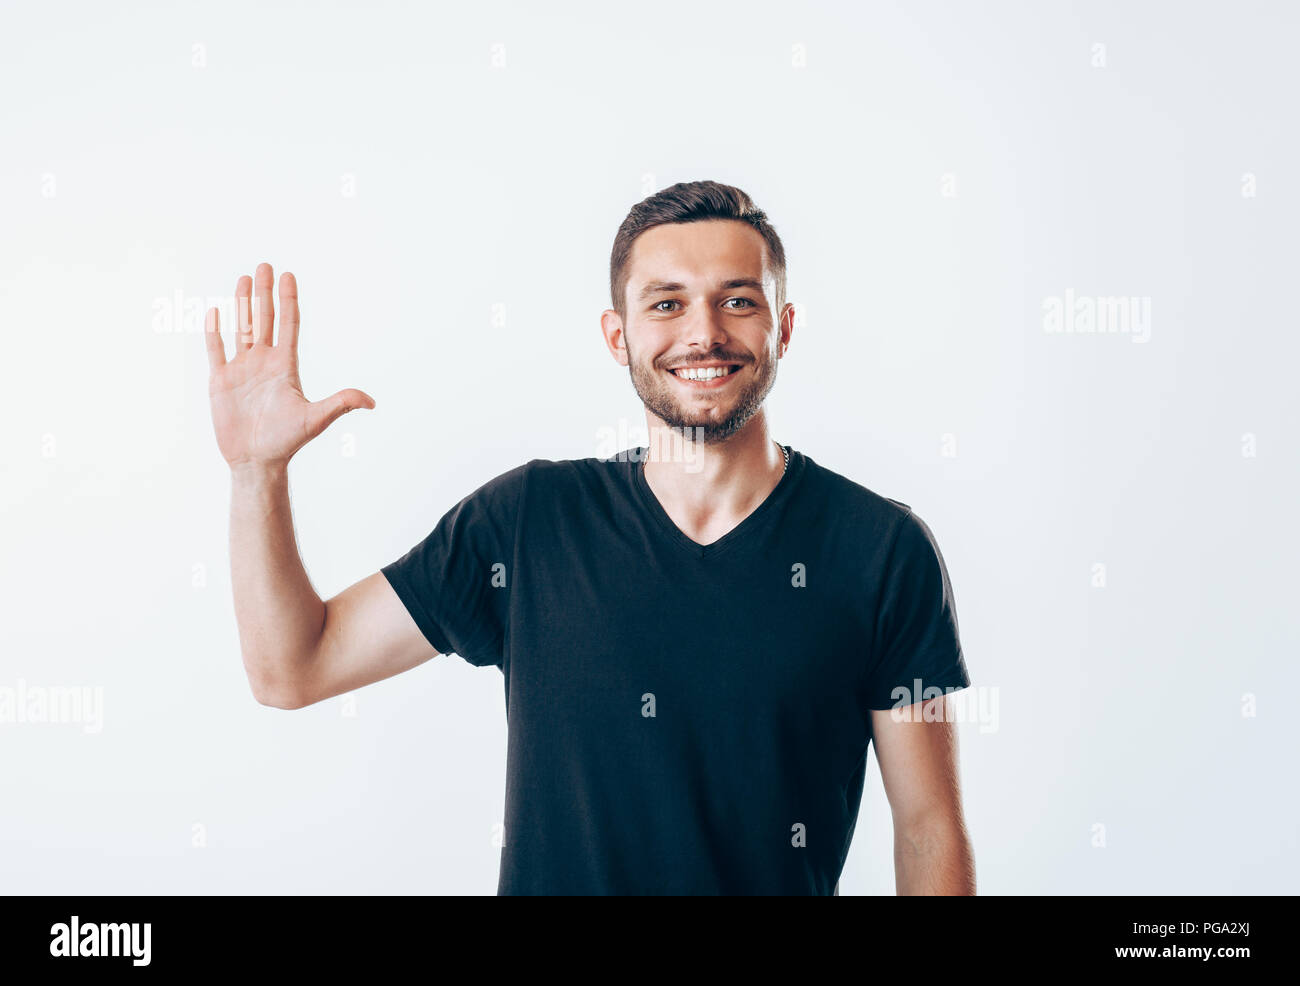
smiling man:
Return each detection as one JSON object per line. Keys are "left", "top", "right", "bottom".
{"left": 204, "top": 179, "right": 975, "bottom": 895}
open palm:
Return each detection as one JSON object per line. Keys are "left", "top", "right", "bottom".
{"left": 204, "top": 264, "right": 373, "bottom": 468}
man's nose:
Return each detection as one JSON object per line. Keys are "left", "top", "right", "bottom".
{"left": 678, "top": 305, "right": 730, "bottom": 350}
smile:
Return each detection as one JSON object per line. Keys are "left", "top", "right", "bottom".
{"left": 667, "top": 363, "right": 741, "bottom": 387}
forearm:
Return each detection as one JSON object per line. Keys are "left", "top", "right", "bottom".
{"left": 893, "top": 817, "right": 976, "bottom": 895}
{"left": 229, "top": 461, "right": 324, "bottom": 706}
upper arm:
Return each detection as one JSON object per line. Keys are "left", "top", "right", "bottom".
{"left": 286, "top": 571, "right": 440, "bottom": 709}
{"left": 864, "top": 507, "right": 971, "bottom": 828}
{"left": 870, "top": 694, "right": 965, "bottom": 832}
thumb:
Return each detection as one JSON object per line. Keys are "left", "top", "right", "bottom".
{"left": 305, "top": 388, "right": 375, "bottom": 439}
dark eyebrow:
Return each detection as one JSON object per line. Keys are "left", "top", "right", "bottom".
{"left": 638, "top": 278, "right": 766, "bottom": 300}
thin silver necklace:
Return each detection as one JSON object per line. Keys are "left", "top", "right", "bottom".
{"left": 641, "top": 443, "right": 788, "bottom": 475}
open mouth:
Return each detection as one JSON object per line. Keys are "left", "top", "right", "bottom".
{"left": 667, "top": 363, "right": 742, "bottom": 388}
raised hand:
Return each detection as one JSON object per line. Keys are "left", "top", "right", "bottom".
{"left": 204, "top": 263, "right": 374, "bottom": 469}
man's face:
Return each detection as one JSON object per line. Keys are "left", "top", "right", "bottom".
{"left": 605, "top": 219, "right": 792, "bottom": 445}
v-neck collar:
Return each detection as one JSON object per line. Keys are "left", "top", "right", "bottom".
{"left": 628, "top": 445, "right": 806, "bottom": 560}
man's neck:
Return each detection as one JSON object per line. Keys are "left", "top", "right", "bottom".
{"left": 640, "top": 418, "right": 786, "bottom": 546}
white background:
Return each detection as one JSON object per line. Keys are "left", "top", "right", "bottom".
{"left": 2, "top": 0, "right": 1296, "bottom": 894}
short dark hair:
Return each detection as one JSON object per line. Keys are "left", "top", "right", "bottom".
{"left": 609, "top": 180, "right": 787, "bottom": 324}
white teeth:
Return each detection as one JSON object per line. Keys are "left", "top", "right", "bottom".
{"left": 673, "top": 365, "right": 736, "bottom": 381}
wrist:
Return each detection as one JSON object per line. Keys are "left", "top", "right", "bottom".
{"left": 229, "top": 458, "right": 289, "bottom": 489}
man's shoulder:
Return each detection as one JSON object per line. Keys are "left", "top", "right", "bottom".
{"left": 797, "top": 452, "right": 951, "bottom": 572}
{"left": 797, "top": 449, "right": 916, "bottom": 523}
{"left": 519, "top": 452, "right": 630, "bottom": 482}
{"left": 470, "top": 452, "right": 618, "bottom": 480}
{"left": 477, "top": 453, "right": 629, "bottom": 503}
{"left": 449, "top": 454, "right": 619, "bottom": 527}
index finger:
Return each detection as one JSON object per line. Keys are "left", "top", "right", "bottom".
{"left": 277, "top": 271, "right": 299, "bottom": 351}
{"left": 235, "top": 274, "right": 254, "bottom": 352}
{"left": 254, "top": 262, "right": 275, "bottom": 346}
{"left": 204, "top": 306, "right": 226, "bottom": 369}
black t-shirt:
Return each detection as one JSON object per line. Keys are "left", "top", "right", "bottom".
{"left": 381, "top": 446, "right": 971, "bottom": 895}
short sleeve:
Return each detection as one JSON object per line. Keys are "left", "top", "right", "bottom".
{"left": 863, "top": 508, "right": 971, "bottom": 710}
{"left": 380, "top": 461, "right": 529, "bottom": 669}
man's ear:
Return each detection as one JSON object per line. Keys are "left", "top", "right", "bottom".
{"left": 600, "top": 308, "right": 630, "bottom": 366}
{"left": 778, "top": 301, "right": 795, "bottom": 356}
